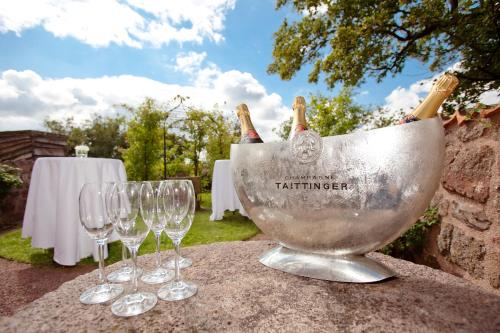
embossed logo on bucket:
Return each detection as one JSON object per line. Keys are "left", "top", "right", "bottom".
{"left": 290, "top": 130, "right": 323, "bottom": 164}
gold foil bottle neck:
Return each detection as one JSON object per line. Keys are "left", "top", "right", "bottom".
{"left": 236, "top": 103, "right": 250, "bottom": 119}
{"left": 293, "top": 96, "right": 306, "bottom": 113}
{"left": 431, "top": 73, "right": 459, "bottom": 94}
{"left": 289, "top": 96, "right": 308, "bottom": 139}
{"left": 235, "top": 103, "right": 263, "bottom": 143}
{"left": 410, "top": 73, "right": 459, "bottom": 120}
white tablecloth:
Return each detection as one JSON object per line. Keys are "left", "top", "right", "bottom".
{"left": 22, "top": 157, "right": 127, "bottom": 266}
{"left": 210, "top": 160, "right": 247, "bottom": 221}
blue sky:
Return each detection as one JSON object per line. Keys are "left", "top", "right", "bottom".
{"left": 0, "top": 0, "right": 494, "bottom": 140}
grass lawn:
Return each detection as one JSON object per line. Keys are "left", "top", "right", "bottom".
{"left": 0, "top": 192, "right": 260, "bottom": 266}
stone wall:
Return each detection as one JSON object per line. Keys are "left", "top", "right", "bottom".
{"left": 426, "top": 106, "right": 500, "bottom": 292}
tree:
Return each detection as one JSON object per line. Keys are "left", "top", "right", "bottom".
{"left": 274, "top": 88, "right": 368, "bottom": 140}
{"left": 268, "top": 0, "right": 499, "bottom": 113}
{"left": 308, "top": 87, "right": 368, "bottom": 136}
{"left": 205, "top": 109, "right": 240, "bottom": 187}
{"left": 44, "top": 117, "right": 86, "bottom": 152}
{"left": 178, "top": 108, "right": 212, "bottom": 177}
{"left": 363, "top": 107, "right": 405, "bottom": 130}
{"left": 44, "top": 115, "right": 126, "bottom": 159}
{"left": 122, "top": 98, "right": 165, "bottom": 181}
{"left": 83, "top": 115, "right": 127, "bottom": 159}
{"left": 161, "top": 95, "right": 189, "bottom": 179}
{"left": 164, "top": 132, "right": 191, "bottom": 177}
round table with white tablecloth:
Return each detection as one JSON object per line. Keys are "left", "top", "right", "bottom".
{"left": 22, "top": 157, "right": 127, "bottom": 266}
{"left": 210, "top": 159, "right": 247, "bottom": 221}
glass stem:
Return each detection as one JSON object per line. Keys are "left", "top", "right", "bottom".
{"left": 97, "top": 241, "right": 106, "bottom": 285}
{"left": 174, "top": 240, "right": 181, "bottom": 283}
{"left": 155, "top": 232, "right": 162, "bottom": 268}
{"left": 121, "top": 243, "right": 128, "bottom": 267}
{"left": 130, "top": 247, "right": 138, "bottom": 293}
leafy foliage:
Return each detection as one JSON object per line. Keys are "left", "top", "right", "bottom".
{"left": 44, "top": 115, "right": 127, "bottom": 159}
{"left": 269, "top": 0, "right": 500, "bottom": 112}
{"left": 175, "top": 106, "right": 239, "bottom": 190}
{"left": 163, "top": 132, "right": 191, "bottom": 177}
{"left": 122, "top": 98, "right": 165, "bottom": 181}
{"left": 205, "top": 109, "right": 240, "bottom": 188}
{"left": 43, "top": 96, "right": 239, "bottom": 188}
{"left": 273, "top": 116, "right": 293, "bottom": 140}
{"left": 0, "top": 164, "right": 22, "bottom": 199}
{"left": 380, "top": 206, "right": 440, "bottom": 261}
{"left": 274, "top": 88, "right": 369, "bottom": 140}
{"left": 44, "top": 117, "right": 86, "bottom": 153}
{"left": 84, "top": 116, "right": 127, "bottom": 159}
{"left": 363, "top": 107, "right": 405, "bottom": 130}
{"left": 178, "top": 108, "right": 212, "bottom": 177}
{"left": 307, "top": 87, "right": 368, "bottom": 136}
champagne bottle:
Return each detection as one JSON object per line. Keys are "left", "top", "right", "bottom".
{"left": 399, "top": 73, "right": 459, "bottom": 124}
{"left": 236, "top": 103, "right": 263, "bottom": 144}
{"left": 289, "top": 96, "right": 308, "bottom": 139}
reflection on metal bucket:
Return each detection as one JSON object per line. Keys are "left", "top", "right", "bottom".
{"left": 231, "top": 118, "right": 445, "bottom": 282}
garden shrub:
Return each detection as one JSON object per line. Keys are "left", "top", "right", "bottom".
{"left": 380, "top": 206, "right": 440, "bottom": 261}
{"left": 0, "top": 164, "right": 23, "bottom": 199}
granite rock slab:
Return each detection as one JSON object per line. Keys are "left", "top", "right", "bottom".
{"left": 1, "top": 240, "right": 499, "bottom": 332}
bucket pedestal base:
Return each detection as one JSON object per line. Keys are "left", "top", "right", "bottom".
{"left": 259, "top": 246, "right": 396, "bottom": 283}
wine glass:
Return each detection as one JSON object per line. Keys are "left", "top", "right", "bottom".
{"left": 164, "top": 183, "right": 194, "bottom": 270}
{"left": 157, "top": 180, "right": 197, "bottom": 301}
{"left": 108, "top": 182, "right": 157, "bottom": 317}
{"left": 78, "top": 182, "right": 123, "bottom": 304}
{"left": 140, "top": 181, "right": 174, "bottom": 284}
{"left": 104, "top": 182, "right": 142, "bottom": 283}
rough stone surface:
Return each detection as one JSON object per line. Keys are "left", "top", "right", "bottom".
{"left": 451, "top": 200, "right": 492, "bottom": 231}
{"left": 426, "top": 111, "right": 500, "bottom": 292}
{"left": 491, "top": 272, "right": 500, "bottom": 289}
{"left": 442, "top": 144, "right": 494, "bottom": 203}
{"left": 437, "top": 223, "right": 454, "bottom": 255}
{"left": 438, "top": 224, "right": 486, "bottom": 278}
{"left": 456, "top": 119, "right": 489, "bottom": 142}
{"left": 448, "top": 227, "right": 486, "bottom": 278}
{"left": 1, "top": 241, "right": 499, "bottom": 333}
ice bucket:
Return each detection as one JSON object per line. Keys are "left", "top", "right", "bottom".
{"left": 230, "top": 118, "right": 444, "bottom": 282}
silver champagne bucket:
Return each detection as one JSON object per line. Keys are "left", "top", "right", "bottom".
{"left": 230, "top": 118, "right": 444, "bottom": 282}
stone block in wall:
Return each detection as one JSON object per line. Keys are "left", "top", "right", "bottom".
{"left": 437, "top": 223, "right": 453, "bottom": 255}
{"left": 437, "top": 223, "right": 486, "bottom": 278}
{"left": 456, "top": 119, "right": 490, "bottom": 142}
{"left": 490, "top": 273, "right": 500, "bottom": 289}
{"left": 431, "top": 193, "right": 450, "bottom": 217}
{"left": 442, "top": 145, "right": 495, "bottom": 203}
{"left": 450, "top": 200, "right": 492, "bottom": 231}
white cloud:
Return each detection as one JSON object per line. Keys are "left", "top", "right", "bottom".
{"left": 0, "top": 0, "right": 235, "bottom": 48}
{"left": 174, "top": 51, "right": 207, "bottom": 75}
{"left": 478, "top": 90, "right": 500, "bottom": 105}
{"left": 383, "top": 74, "right": 500, "bottom": 118}
{"left": 383, "top": 84, "right": 423, "bottom": 115}
{"left": 302, "top": 3, "right": 328, "bottom": 17}
{"left": 0, "top": 68, "right": 290, "bottom": 142}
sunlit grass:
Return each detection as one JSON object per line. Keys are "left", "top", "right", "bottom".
{"left": 0, "top": 192, "right": 260, "bottom": 266}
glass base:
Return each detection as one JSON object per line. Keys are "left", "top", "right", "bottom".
{"left": 80, "top": 283, "right": 123, "bottom": 305}
{"left": 141, "top": 267, "right": 174, "bottom": 284}
{"left": 164, "top": 256, "right": 192, "bottom": 269}
{"left": 107, "top": 265, "right": 143, "bottom": 283}
{"left": 157, "top": 280, "right": 197, "bottom": 301}
{"left": 111, "top": 292, "right": 157, "bottom": 317}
